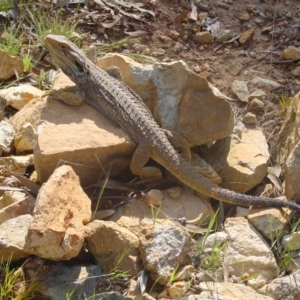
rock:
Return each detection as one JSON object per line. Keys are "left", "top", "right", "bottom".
{"left": 224, "top": 217, "right": 278, "bottom": 281}
{"left": 24, "top": 165, "right": 91, "bottom": 260}
{"left": 108, "top": 188, "right": 213, "bottom": 235}
{"left": 144, "top": 189, "right": 163, "bottom": 206}
{"left": 0, "top": 51, "right": 23, "bottom": 81}
{"left": 248, "top": 98, "right": 264, "bottom": 110}
{"left": 158, "top": 281, "right": 190, "bottom": 298}
{"left": 291, "top": 66, "right": 300, "bottom": 77}
{"left": 226, "top": 62, "right": 243, "bottom": 76}
{"left": 281, "top": 232, "right": 300, "bottom": 251}
{"left": 0, "top": 120, "right": 15, "bottom": 155}
{"left": 249, "top": 76, "right": 282, "bottom": 91}
{"left": 247, "top": 208, "right": 290, "bottom": 240}
{"left": 276, "top": 92, "right": 300, "bottom": 200}
{"left": 92, "top": 292, "right": 132, "bottom": 300}
{"left": 248, "top": 90, "right": 267, "bottom": 101}
{"left": 247, "top": 274, "right": 267, "bottom": 290}
{"left": 34, "top": 71, "right": 135, "bottom": 186}
{"left": 0, "top": 191, "right": 27, "bottom": 210}
{"left": 216, "top": 29, "right": 233, "bottom": 42}
{"left": 97, "top": 54, "right": 233, "bottom": 146}
{"left": 14, "top": 122, "right": 36, "bottom": 154}
{"left": 0, "top": 195, "right": 35, "bottom": 225}
{"left": 195, "top": 31, "right": 214, "bottom": 44}
{"left": 242, "top": 112, "right": 257, "bottom": 124}
{"left": 139, "top": 219, "right": 191, "bottom": 285}
{"left": 85, "top": 220, "right": 140, "bottom": 276}
{"left": 0, "top": 214, "right": 32, "bottom": 261}
{"left": 280, "top": 45, "right": 300, "bottom": 60}
{"left": 258, "top": 269, "right": 300, "bottom": 300}
{"left": 10, "top": 96, "right": 47, "bottom": 133}
{"left": 206, "top": 126, "right": 270, "bottom": 193}
{"left": 201, "top": 231, "right": 228, "bottom": 250}
{"left": 231, "top": 80, "right": 249, "bottom": 102}
{"left": 35, "top": 264, "right": 102, "bottom": 300}
{"left": 194, "top": 282, "right": 273, "bottom": 299}
{"left": 239, "top": 28, "right": 255, "bottom": 45}
{"left": 0, "top": 85, "right": 44, "bottom": 110}
{"left": 0, "top": 154, "right": 34, "bottom": 174}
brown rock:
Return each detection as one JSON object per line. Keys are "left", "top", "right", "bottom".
{"left": 24, "top": 165, "right": 91, "bottom": 260}
{"left": 195, "top": 31, "right": 214, "bottom": 44}
{"left": 108, "top": 188, "right": 213, "bottom": 235}
{"left": 0, "top": 85, "right": 45, "bottom": 110}
{"left": 239, "top": 28, "right": 255, "bottom": 45}
{"left": 280, "top": 45, "right": 300, "bottom": 60}
{"left": 85, "top": 220, "right": 140, "bottom": 276}
{"left": 0, "top": 195, "right": 36, "bottom": 225}
{"left": 0, "top": 51, "right": 23, "bottom": 81}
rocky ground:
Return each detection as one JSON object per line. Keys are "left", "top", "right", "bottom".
{"left": 1, "top": 0, "right": 300, "bottom": 299}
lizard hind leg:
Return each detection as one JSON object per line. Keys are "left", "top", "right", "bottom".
{"left": 162, "top": 129, "right": 191, "bottom": 162}
{"left": 130, "top": 138, "right": 163, "bottom": 181}
{"left": 163, "top": 129, "right": 221, "bottom": 184}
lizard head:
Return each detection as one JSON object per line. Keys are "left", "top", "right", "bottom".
{"left": 45, "top": 34, "right": 88, "bottom": 82}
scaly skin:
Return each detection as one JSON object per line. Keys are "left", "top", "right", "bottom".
{"left": 45, "top": 34, "right": 300, "bottom": 212}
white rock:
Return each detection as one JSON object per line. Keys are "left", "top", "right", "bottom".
{"left": 231, "top": 80, "right": 249, "bottom": 102}
{"left": 224, "top": 217, "right": 278, "bottom": 281}
{"left": 0, "top": 214, "right": 32, "bottom": 261}
{"left": 0, "top": 85, "right": 44, "bottom": 110}
{"left": 0, "top": 120, "right": 15, "bottom": 154}
{"left": 14, "top": 122, "right": 37, "bottom": 153}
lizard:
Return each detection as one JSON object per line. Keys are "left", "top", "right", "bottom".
{"left": 44, "top": 34, "right": 300, "bottom": 213}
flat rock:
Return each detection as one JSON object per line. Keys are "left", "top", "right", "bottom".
{"left": 34, "top": 71, "right": 135, "bottom": 186}
{"left": 24, "top": 165, "right": 91, "bottom": 260}
{"left": 107, "top": 188, "right": 213, "bottom": 235}
{"left": 0, "top": 214, "right": 32, "bottom": 261}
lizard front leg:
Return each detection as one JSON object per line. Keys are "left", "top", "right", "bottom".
{"left": 130, "top": 138, "right": 163, "bottom": 181}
